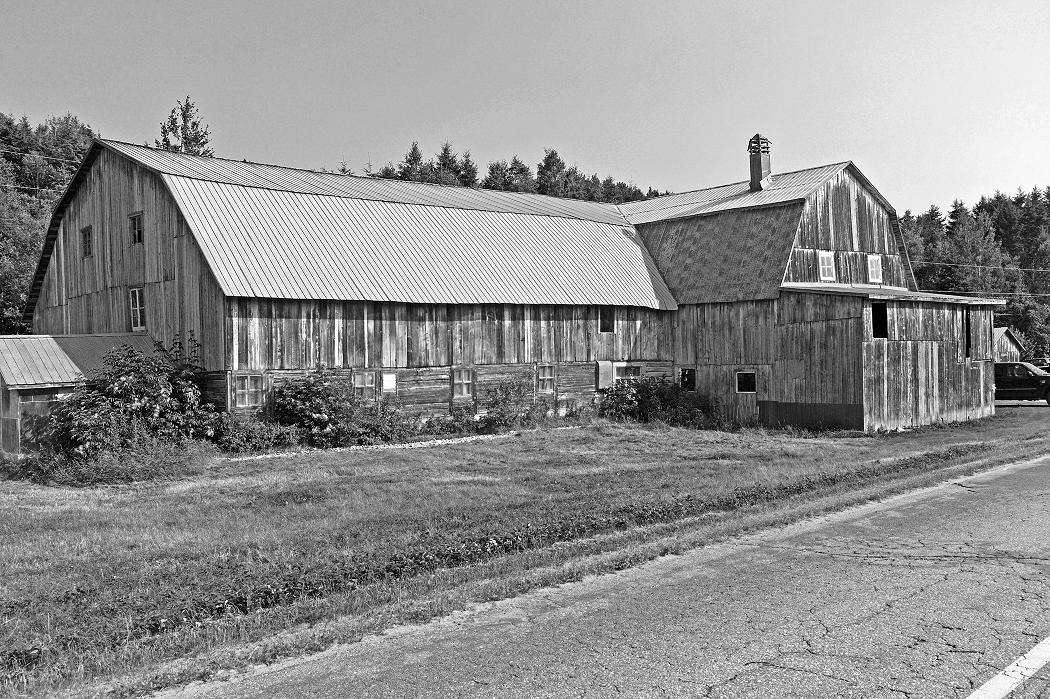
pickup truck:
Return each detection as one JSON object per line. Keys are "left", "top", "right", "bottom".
{"left": 994, "top": 362, "right": 1050, "bottom": 403}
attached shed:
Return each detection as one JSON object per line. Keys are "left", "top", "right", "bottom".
{"left": 0, "top": 333, "right": 155, "bottom": 454}
{"left": 992, "top": 327, "right": 1025, "bottom": 362}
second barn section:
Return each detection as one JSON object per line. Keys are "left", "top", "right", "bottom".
{"left": 22, "top": 134, "right": 1001, "bottom": 431}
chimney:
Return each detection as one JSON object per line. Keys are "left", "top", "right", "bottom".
{"left": 748, "top": 133, "right": 772, "bottom": 191}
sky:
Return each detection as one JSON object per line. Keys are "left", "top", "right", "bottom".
{"left": 2, "top": 0, "right": 1048, "bottom": 213}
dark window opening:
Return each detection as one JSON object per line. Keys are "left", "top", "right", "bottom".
{"left": 128, "top": 212, "right": 144, "bottom": 245}
{"left": 736, "top": 371, "right": 757, "bottom": 394}
{"left": 598, "top": 306, "right": 614, "bottom": 333}
{"left": 680, "top": 368, "right": 696, "bottom": 391}
{"left": 872, "top": 302, "right": 888, "bottom": 339}
{"left": 81, "top": 226, "right": 92, "bottom": 258}
{"left": 964, "top": 308, "right": 972, "bottom": 358}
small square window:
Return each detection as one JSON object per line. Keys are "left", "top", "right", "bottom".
{"left": 128, "top": 212, "right": 144, "bottom": 245}
{"left": 680, "top": 367, "right": 696, "bottom": 391}
{"left": 353, "top": 371, "right": 377, "bottom": 400}
{"left": 598, "top": 306, "right": 615, "bottom": 333}
{"left": 537, "top": 364, "right": 556, "bottom": 393}
{"left": 818, "top": 251, "right": 835, "bottom": 281}
{"left": 453, "top": 368, "right": 474, "bottom": 398}
{"left": 81, "top": 226, "right": 93, "bottom": 258}
{"left": 129, "top": 286, "right": 146, "bottom": 331}
{"left": 872, "top": 302, "right": 888, "bottom": 339}
{"left": 381, "top": 371, "right": 398, "bottom": 395}
{"left": 867, "top": 254, "right": 882, "bottom": 284}
{"left": 736, "top": 371, "right": 757, "bottom": 394}
{"left": 234, "top": 374, "right": 264, "bottom": 408}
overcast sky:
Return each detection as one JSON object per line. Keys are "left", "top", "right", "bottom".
{"left": 3, "top": 0, "right": 1047, "bottom": 213}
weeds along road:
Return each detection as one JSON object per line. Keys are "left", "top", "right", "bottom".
{"left": 170, "top": 450, "right": 1050, "bottom": 698}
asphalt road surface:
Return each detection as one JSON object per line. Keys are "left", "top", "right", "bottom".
{"left": 173, "top": 456, "right": 1050, "bottom": 699}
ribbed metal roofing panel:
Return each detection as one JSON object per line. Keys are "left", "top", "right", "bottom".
{"left": 100, "top": 140, "right": 630, "bottom": 226}
{"left": 163, "top": 176, "right": 677, "bottom": 310}
{"left": 779, "top": 283, "right": 1007, "bottom": 305}
{"left": 619, "top": 163, "right": 850, "bottom": 225}
{"left": 0, "top": 334, "right": 156, "bottom": 387}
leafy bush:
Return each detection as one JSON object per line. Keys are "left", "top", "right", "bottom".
{"left": 598, "top": 377, "right": 715, "bottom": 428}
{"left": 425, "top": 405, "right": 478, "bottom": 435}
{"left": 3, "top": 431, "right": 218, "bottom": 486}
{"left": 24, "top": 339, "right": 217, "bottom": 459}
{"left": 479, "top": 371, "right": 550, "bottom": 430}
{"left": 213, "top": 414, "right": 300, "bottom": 453}
{"left": 269, "top": 368, "right": 360, "bottom": 447}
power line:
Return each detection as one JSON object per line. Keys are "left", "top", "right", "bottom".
{"left": 915, "top": 260, "right": 1050, "bottom": 273}
{"left": 918, "top": 288, "right": 1050, "bottom": 297}
{"left": 0, "top": 148, "right": 82, "bottom": 164}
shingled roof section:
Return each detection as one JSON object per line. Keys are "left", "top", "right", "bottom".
{"left": 634, "top": 203, "right": 805, "bottom": 304}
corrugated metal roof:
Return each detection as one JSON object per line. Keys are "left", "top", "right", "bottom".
{"left": 0, "top": 334, "right": 156, "bottom": 388}
{"left": 100, "top": 140, "right": 630, "bottom": 226}
{"left": 619, "top": 163, "right": 850, "bottom": 225}
{"left": 780, "top": 283, "right": 1007, "bottom": 305}
{"left": 163, "top": 176, "right": 677, "bottom": 309}
{"left": 636, "top": 204, "right": 805, "bottom": 304}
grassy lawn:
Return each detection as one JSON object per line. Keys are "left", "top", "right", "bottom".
{"left": 3, "top": 411, "right": 1050, "bottom": 697}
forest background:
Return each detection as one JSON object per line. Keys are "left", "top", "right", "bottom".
{"left": 3, "top": 101, "right": 1047, "bottom": 351}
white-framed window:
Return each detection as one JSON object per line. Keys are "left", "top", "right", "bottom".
{"left": 453, "top": 368, "right": 474, "bottom": 398}
{"left": 867, "top": 254, "right": 883, "bottom": 284}
{"left": 233, "top": 373, "right": 264, "bottom": 408}
{"left": 353, "top": 370, "right": 377, "bottom": 400}
{"left": 736, "top": 371, "right": 757, "bottom": 394}
{"left": 598, "top": 306, "right": 615, "bottom": 333}
{"left": 818, "top": 251, "right": 836, "bottom": 281}
{"left": 381, "top": 371, "right": 398, "bottom": 395}
{"left": 129, "top": 287, "right": 146, "bottom": 331}
{"left": 128, "top": 212, "right": 144, "bottom": 245}
{"left": 537, "top": 364, "right": 556, "bottom": 392}
{"left": 614, "top": 363, "right": 641, "bottom": 382}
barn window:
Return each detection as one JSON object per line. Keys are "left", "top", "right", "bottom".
{"left": 353, "top": 371, "right": 377, "bottom": 400}
{"left": 818, "top": 251, "right": 836, "bottom": 281}
{"left": 964, "top": 307, "right": 972, "bottom": 358}
{"left": 736, "top": 371, "right": 757, "bottom": 393}
{"left": 81, "top": 226, "right": 93, "bottom": 258}
{"left": 128, "top": 212, "right": 144, "bottom": 245}
{"left": 867, "top": 254, "right": 882, "bottom": 284}
{"left": 381, "top": 371, "right": 398, "bottom": 396}
{"left": 614, "top": 364, "right": 641, "bottom": 382}
{"left": 680, "top": 367, "right": 696, "bottom": 391}
{"left": 129, "top": 287, "right": 146, "bottom": 331}
{"left": 872, "top": 302, "right": 888, "bottom": 339}
{"left": 598, "top": 306, "right": 615, "bottom": 333}
{"left": 537, "top": 364, "right": 556, "bottom": 392}
{"left": 233, "top": 374, "right": 264, "bottom": 408}
{"left": 453, "top": 368, "right": 474, "bottom": 398}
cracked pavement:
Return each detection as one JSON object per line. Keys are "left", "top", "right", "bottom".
{"left": 170, "top": 456, "right": 1050, "bottom": 699}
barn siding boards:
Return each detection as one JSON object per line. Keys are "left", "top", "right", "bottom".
{"left": 993, "top": 327, "right": 1025, "bottom": 361}
{"left": 30, "top": 148, "right": 226, "bottom": 370}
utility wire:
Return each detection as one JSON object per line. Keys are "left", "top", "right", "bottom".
{"left": 0, "top": 148, "right": 82, "bottom": 164}
{"left": 915, "top": 260, "right": 1050, "bottom": 273}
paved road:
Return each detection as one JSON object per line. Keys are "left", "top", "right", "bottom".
{"left": 174, "top": 457, "right": 1050, "bottom": 699}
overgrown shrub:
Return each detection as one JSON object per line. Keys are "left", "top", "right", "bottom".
{"left": 24, "top": 339, "right": 217, "bottom": 460}
{"left": 212, "top": 414, "right": 300, "bottom": 453}
{"left": 425, "top": 405, "right": 478, "bottom": 435}
{"left": 478, "top": 371, "right": 551, "bottom": 430}
{"left": 598, "top": 377, "right": 716, "bottom": 428}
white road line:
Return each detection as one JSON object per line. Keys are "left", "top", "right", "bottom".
{"left": 967, "top": 634, "right": 1050, "bottom": 699}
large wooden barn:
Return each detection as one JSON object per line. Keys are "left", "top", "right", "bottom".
{"left": 16, "top": 134, "right": 1000, "bottom": 439}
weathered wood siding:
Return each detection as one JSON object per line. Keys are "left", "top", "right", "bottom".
{"left": 226, "top": 300, "right": 672, "bottom": 371}
{"left": 30, "top": 149, "right": 226, "bottom": 369}
{"left": 993, "top": 331, "right": 1023, "bottom": 362}
{"left": 862, "top": 301, "right": 995, "bottom": 430}
{"left": 784, "top": 168, "right": 909, "bottom": 288}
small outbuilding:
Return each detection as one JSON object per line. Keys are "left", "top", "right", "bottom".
{"left": 992, "top": 327, "right": 1026, "bottom": 362}
{"left": 0, "top": 333, "right": 155, "bottom": 454}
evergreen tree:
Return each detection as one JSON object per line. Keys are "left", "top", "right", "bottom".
{"left": 435, "top": 142, "right": 461, "bottom": 180}
{"left": 155, "top": 96, "right": 213, "bottom": 156}
{"left": 946, "top": 199, "right": 970, "bottom": 236}
{"left": 506, "top": 156, "right": 537, "bottom": 193}
{"left": 536, "top": 149, "right": 566, "bottom": 197}
{"left": 397, "top": 141, "right": 424, "bottom": 181}
{"left": 481, "top": 160, "right": 512, "bottom": 190}
{"left": 458, "top": 151, "right": 478, "bottom": 187}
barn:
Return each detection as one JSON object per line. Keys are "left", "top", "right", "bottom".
{"left": 992, "top": 327, "right": 1026, "bottom": 362}
{"left": 14, "top": 133, "right": 999, "bottom": 446}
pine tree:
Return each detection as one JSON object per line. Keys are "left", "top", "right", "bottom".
{"left": 536, "top": 149, "right": 566, "bottom": 197}
{"left": 481, "top": 160, "right": 511, "bottom": 190}
{"left": 458, "top": 151, "right": 478, "bottom": 187}
{"left": 435, "top": 142, "right": 461, "bottom": 180}
{"left": 397, "top": 142, "right": 424, "bottom": 181}
{"left": 155, "top": 96, "right": 213, "bottom": 156}
{"left": 506, "top": 156, "right": 537, "bottom": 193}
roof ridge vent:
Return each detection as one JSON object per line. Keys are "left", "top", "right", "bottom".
{"left": 748, "top": 133, "right": 772, "bottom": 192}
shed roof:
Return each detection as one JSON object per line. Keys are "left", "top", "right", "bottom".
{"left": 993, "top": 326, "right": 1026, "bottom": 348}
{"left": 0, "top": 334, "right": 157, "bottom": 388}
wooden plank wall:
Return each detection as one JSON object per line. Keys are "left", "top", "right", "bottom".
{"left": 784, "top": 168, "right": 910, "bottom": 288}
{"left": 30, "top": 149, "right": 226, "bottom": 370}
{"left": 993, "top": 332, "right": 1022, "bottom": 362}
{"left": 862, "top": 301, "right": 995, "bottom": 430}
{"left": 226, "top": 299, "right": 672, "bottom": 371}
